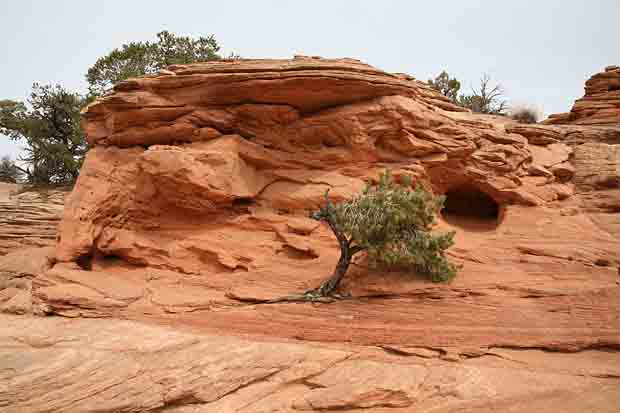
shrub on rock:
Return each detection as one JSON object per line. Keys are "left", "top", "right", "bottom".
{"left": 510, "top": 105, "right": 541, "bottom": 124}
{"left": 309, "top": 170, "right": 457, "bottom": 297}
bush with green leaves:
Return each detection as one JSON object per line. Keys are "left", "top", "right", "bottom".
{"left": 0, "top": 85, "right": 87, "bottom": 186}
{"left": 86, "top": 30, "right": 222, "bottom": 96}
{"left": 429, "top": 71, "right": 508, "bottom": 115}
{"left": 428, "top": 71, "right": 461, "bottom": 103}
{"left": 1, "top": 31, "right": 231, "bottom": 187}
{"left": 309, "top": 170, "right": 457, "bottom": 297}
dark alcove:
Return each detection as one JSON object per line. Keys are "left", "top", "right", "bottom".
{"left": 441, "top": 185, "right": 501, "bottom": 230}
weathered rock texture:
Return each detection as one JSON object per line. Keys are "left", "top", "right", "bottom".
{"left": 2, "top": 58, "right": 620, "bottom": 412}
{"left": 58, "top": 57, "right": 580, "bottom": 265}
{"left": 0, "top": 183, "right": 66, "bottom": 255}
{"left": 545, "top": 65, "right": 620, "bottom": 125}
{"left": 540, "top": 65, "right": 620, "bottom": 242}
{"left": 2, "top": 315, "right": 620, "bottom": 413}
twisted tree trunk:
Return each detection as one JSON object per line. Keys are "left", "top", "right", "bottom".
{"left": 313, "top": 244, "right": 353, "bottom": 296}
{"left": 309, "top": 207, "right": 365, "bottom": 297}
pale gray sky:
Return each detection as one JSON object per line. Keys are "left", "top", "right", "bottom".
{"left": 1, "top": 0, "right": 618, "bottom": 159}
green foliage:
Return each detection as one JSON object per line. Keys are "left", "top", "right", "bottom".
{"left": 0, "top": 156, "right": 23, "bottom": 183}
{"left": 86, "top": 30, "right": 222, "bottom": 96}
{"left": 428, "top": 71, "right": 461, "bottom": 102}
{"left": 2, "top": 31, "right": 228, "bottom": 186}
{"left": 332, "top": 170, "right": 457, "bottom": 282}
{"left": 0, "top": 84, "right": 87, "bottom": 185}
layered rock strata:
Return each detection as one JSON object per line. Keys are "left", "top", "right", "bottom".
{"left": 542, "top": 65, "right": 620, "bottom": 239}
{"left": 545, "top": 65, "right": 620, "bottom": 125}
{"left": 2, "top": 58, "right": 620, "bottom": 412}
{"left": 58, "top": 57, "right": 577, "bottom": 266}
{"left": 0, "top": 183, "right": 66, "bottom": 255}
{"left": 32, "top": 58, "right": 619, "bottom": 345}
{"left": 3, "top": 314, "right": 620, "bottom": 413}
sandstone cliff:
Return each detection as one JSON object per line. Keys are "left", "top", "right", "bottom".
{"left": 1, "top": 58, "right": 620, "bottom": 412}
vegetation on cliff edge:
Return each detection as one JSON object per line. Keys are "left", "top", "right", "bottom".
{"left": 1, "top": 31, "right": 227, "bottom": 186}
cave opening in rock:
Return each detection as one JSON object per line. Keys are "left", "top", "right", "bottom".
{"left": 76, "top": 254, "right": 93, "bottom": 271}
{"left": 441, "top": 185, "right": 501, "bottom": 230}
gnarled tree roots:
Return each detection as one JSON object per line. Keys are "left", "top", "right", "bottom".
{"left": 265, "top": 286, "right": 351, "bottom": 304}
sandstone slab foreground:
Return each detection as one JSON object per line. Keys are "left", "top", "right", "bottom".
{"left": 2, "top": 315, "right": 619, "bottom": 412}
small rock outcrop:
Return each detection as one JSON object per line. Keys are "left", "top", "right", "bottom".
{"left": 545, "top": 65, "right": 620, "bottom": 125}
{"left": 541, "top": 65, "right": 620, "bottom": 240}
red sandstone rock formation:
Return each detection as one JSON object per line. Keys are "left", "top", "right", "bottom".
{"left": 57, "top": 57, "right": 579, "bottom": 267}
{"left": 2, "top": 58, "right": 620, "bottom": 412}
{"left": 3, "top": 314, "right": 620, "bottom": 412}
{"left": 545, "top": 65, "right": 620, "bottom": 125}
{"left": 0, "top": 183, "right": 66, "bottom": 255}
{"left": 541, "top": 65, "right": 620, "bottom": 242}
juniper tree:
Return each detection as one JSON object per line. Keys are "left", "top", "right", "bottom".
{"left": 428, "top": 71, "right": 461, "bottom": 103}
{"left": 309, "top": 170, "right": 457, "bottom": 297}
{"left": 86, "top": 31, "right": 223, "bottom": 96}
{"left": 0, "top": 85, "right": 87, "bottom": 186}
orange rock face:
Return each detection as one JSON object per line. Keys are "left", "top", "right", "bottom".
{"left": 545, "top": 65, "right": 620, "bottom": 125}
{"left": 59, "top": 57, "right": 577, "bottom": 264}
{"left": 2, "top": 58, "right": 620, "bottom": 412}
{"left": 0, "top": 183, "right": 66, "bottom": 255}
{"left": 51, "top": 55, "right": 620, "bottom": 352}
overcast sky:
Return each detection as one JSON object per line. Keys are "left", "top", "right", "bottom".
{"left": 1, "top": 0, "right": 618, "bottom": 159}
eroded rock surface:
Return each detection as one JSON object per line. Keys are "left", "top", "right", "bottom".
{"left": 545, "top": 65, "right": 620, "bottom": 126}
{"left": 0, "top": 183, "right": 66, "bottom": 255}
{"left": 59, "top": 57, "right": 581, "bottom": 267}
{"left": 2, "top": 315, "right": 619, "bottom": 413}
{"left": 2, "top": 58, "right": 620, "bottom": 412}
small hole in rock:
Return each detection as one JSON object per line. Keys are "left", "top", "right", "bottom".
{"left": 594, "top": 258, "right": 611, "bottom": 267}
{"left": 76, "top": 254, "right": 93, "bottom": 271}
{"left": 232, "top": 197, "right": 254, "bottom": 208}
